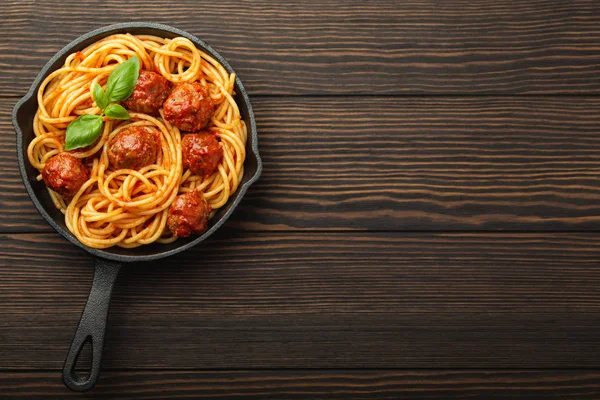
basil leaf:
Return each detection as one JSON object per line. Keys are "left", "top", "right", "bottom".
{"left": 105, "top": 55, "right": 140, "bottom": 103}
{"left": 65, "top": 114, "right": 103, "bottom": 150}
{"left": 93, "top": 83, "right": 108, "bottom": 110}
{"left": 104, "top": 103, "right": 130, "bottom": 120}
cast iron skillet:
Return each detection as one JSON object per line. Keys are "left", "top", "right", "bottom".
{"left": 12, "top": 23, "right": 262, "bottom": 392}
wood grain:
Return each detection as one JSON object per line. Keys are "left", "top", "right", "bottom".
{"left": 3, "top": 0, "right": 600, "bottom": 96}
{"left": 2, "top": 232, "right": 600, "bottom": 369}
{"left": 2, "top": 370, "right": 600, "bottom": 399}
{"left": 3, "top": 0, "right": 600, "bottom": 395}
{"left": 5, "top": 97, "right": 600, "bottom": 232}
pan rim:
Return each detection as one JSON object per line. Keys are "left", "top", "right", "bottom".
{"left": 13, "top": 22, "right": 262, "bottom": 263}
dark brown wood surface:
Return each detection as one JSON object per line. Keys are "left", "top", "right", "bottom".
{"left": 4, "top": 96, "right": 600, "bottom": 232}
{"left": 4, "top": 1, "right": 600, "bottom": 96}
{"left": 2, "top": 370, "right": 600, "bottom": 399}
{"left": 2, "top": 0, "right": 600, "bottom": 398}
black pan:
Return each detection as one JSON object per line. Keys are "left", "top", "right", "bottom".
{"left": 12, "top": 22, "right": 262, "bottom": 392}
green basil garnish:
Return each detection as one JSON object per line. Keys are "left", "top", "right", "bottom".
{"left": 93, "top": 83, "right": 108, "bottom": 110}
{"left": 65, "top": 55, "right": 140, "bottom": 150}
{"left": 104, "top": 103, "right": 130, "bottom": 120}
{"left": 105, "top": 55, "right": 140, "bottom": 103}
{"left": 64, "top": 114, "right": 103, "bottom": 151}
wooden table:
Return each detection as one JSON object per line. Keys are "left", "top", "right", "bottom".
{"left": 2, "top": 1, "right": 600, "bottom": 398}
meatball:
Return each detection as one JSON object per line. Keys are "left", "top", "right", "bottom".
{"left": 42, "top": 152, "right": 89, "bottom": 201}
{"left": 122, "top": 70, "right": 172, "bottom": 115}
{"left": 107, "top": 126, "right": 161, "bottom": 170}
{"left": 163, "top": 82, "right": 215, "bottom": 132}
{"left": 167, "top": 190, "right": 211, "bottom": 237}
{"left": 182, "top": 132, "right": 223, "bottom": 177}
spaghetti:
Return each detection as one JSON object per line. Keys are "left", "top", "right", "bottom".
{"left": 27, "top": 33, "right": 247, "bottom": 249}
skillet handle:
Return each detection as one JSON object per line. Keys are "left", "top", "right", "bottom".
{"left": 62, "top": 258, "right": 121, "bottom": 392}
